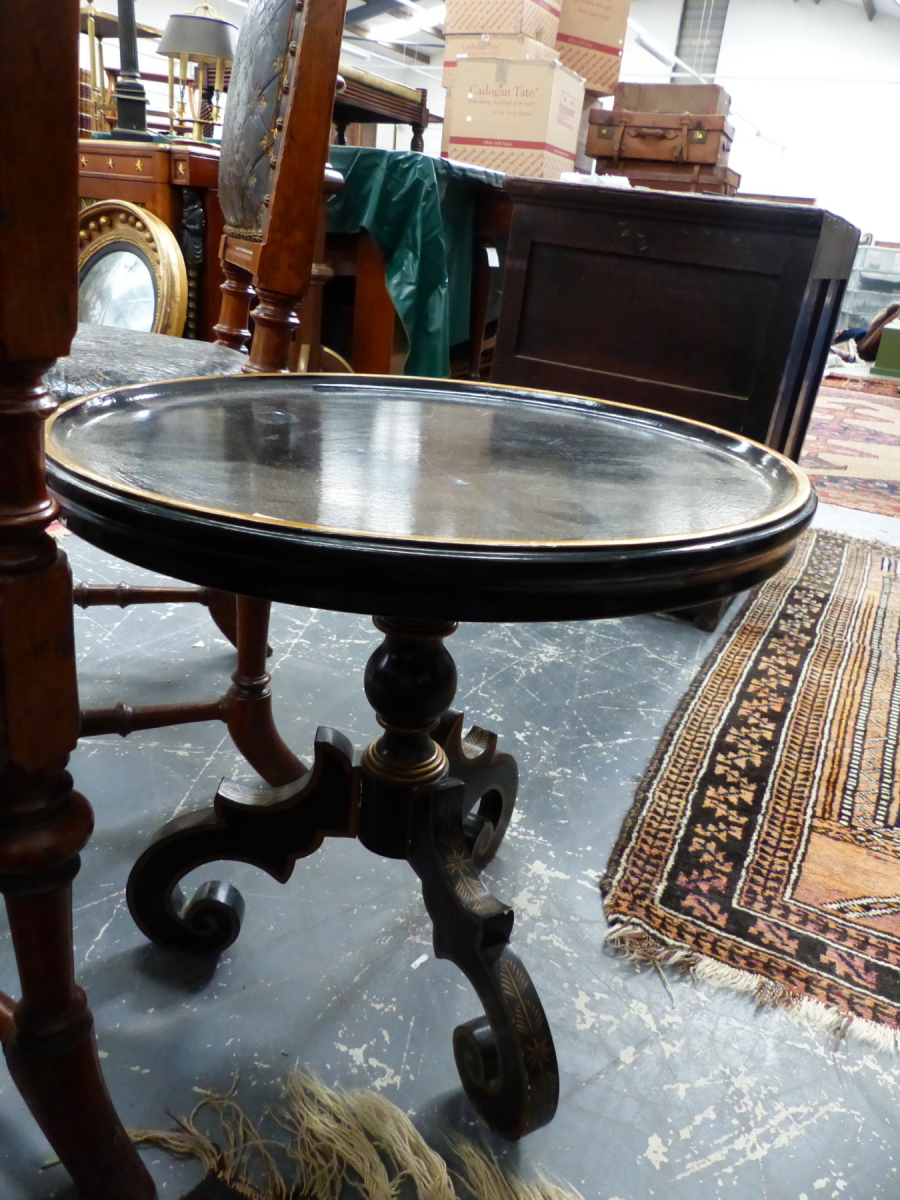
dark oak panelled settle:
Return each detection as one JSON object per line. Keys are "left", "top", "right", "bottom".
{"left": 492, "top": 180, "right": 859, "bottom": 460}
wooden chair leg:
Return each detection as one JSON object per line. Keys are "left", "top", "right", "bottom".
{"left": 0, "top": 360, "right": 155, "bottom": 1200}
{"left": 245, "top": 287, "right": 301, "bottom": 374}
{"left": 74, "top": 581, "right": 243, "bottom": 651}
{"left": 291, "top": 209, "right": 332, "bottom": 373}
{"left": 351, "top": 233, "right": 395, "bottom": 374}
{"left": 222, "top": 596, "right": 305, "bottom": 785}
{"left": 213, "top": 260, "right": 254, "bottom": 353}
{"left": 80, "top": 594, "right": 302, "bottom": 788}
{"left": 468, "top": 242, "right": 493, "bottom": 380}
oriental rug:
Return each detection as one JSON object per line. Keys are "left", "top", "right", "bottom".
{"left": 602, "top": 528, "right": 900, "bottom": 1048}
{"left": 800, "top": 377, "right": 900, "bottom": 517}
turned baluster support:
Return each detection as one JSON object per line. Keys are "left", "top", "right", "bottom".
{"left": 214, "top": 259, "right": 255, "bottom": 353}
{"left": 244, "top": 287, "right": 302, "bottom": 374}
{"left": 357, "top": 616, "right": 557, "bottom": 1139}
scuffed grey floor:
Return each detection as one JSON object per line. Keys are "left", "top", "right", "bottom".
{"left": 1, "top": 503, "right": 899, "bottom": 1199}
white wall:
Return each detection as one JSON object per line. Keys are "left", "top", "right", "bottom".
{"left": 623, "top": 0, "right": 900, "bottom": 240}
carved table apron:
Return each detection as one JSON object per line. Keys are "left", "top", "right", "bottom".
{"left": 45, "top": 374, "right": 816, "bottom": 1139}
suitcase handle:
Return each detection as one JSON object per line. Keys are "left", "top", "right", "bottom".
{"left": 628, "top": 127, "right": 675, "bottom": 139}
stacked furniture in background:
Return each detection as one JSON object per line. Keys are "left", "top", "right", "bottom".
{"left": 333, "top": 63, "right": 430, "bottom": 150}
{"left": 441, "top": 0, "right": 630, "bottom": 179}
{"left": 586, "top": 82, "right": 740, "bottom": 196}
{"left": 78, "top": 138, "right": 223, "bottom": 340}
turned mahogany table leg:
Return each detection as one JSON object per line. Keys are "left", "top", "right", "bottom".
{"left": 0, "top": 361, "right": 155, "bottom": 1199}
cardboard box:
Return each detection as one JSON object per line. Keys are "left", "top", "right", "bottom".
{"left": 613, "top": 82, "right": 731, "bottom": 116}
{"left": 442, "top": 33, "right": 559, "bottom": 89}
{"left": 444, "top": 0, "right": 561, "bottom": 48}
{"left": 443, "top": 58, "right": 585, "bottom": 180}
{"left": 555, "top": 0, "right": 629, "bottom": 95}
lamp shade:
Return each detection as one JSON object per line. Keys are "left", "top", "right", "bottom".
{"left": 158, "top": 12, "right": 237, "bottom": 62}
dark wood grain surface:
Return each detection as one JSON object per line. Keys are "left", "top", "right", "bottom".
{"left": 492, "top": 179, "right": 859, "bottom": 461}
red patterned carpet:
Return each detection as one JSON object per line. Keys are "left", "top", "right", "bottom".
{"left": 603, "top": 529, "right": 900, "bottom": 1047}
{"left": 801, "top": 375, "right": 900, "bottom": 516}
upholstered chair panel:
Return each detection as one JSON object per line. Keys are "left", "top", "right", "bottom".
{"left": 218, "top": 0, "right": 301, "bottom": 238}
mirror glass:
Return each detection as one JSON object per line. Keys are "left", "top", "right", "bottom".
{"left": 79, "top": 250, "right": 156, "bottom": 331}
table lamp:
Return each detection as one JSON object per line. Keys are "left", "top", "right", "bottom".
{"left": 158, "top": 5, "right": 237, "bottom": 139}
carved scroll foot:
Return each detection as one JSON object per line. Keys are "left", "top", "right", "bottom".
{"left": 408, "top": 778, "right": 558, "bottom": 1140}
{"left": 126, "top": 728, "right": 358, "bottom": 954}
{"left": 434, "top": 711, "right": 517, "bottom": 868}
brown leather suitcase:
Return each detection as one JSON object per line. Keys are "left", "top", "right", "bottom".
{"left": 586, "top": 108, "right": 733, "bottom": 166}
{"left": 613, "top": 82, "right": 731, "bottom": 116}
{"left": 595, "top": 160, "right": 740, "bottom": 196}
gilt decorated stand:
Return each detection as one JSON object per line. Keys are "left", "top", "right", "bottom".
{"left": 45, "top": 373, "right": 815, "bottom": 1139}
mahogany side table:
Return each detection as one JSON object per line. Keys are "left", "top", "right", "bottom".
{"left": 45, "top": 375, "right": 815, "bottom": 1139}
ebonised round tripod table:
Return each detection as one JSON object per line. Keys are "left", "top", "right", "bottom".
{"left": 45, "top": 374, "right": 816, "bottom": 1140}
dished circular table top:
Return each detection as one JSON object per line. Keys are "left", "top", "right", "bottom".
{"left": 46, "top": 375, "right": 816, "bottom": 621}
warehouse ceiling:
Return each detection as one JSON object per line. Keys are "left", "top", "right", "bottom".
{"left": 341, "top": 0, "right": 900, "bottom": 68}
{"left": 342, "top": 0, "right": 446, "bottom": 72}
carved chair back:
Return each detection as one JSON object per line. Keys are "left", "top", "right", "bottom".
{"left": 215, "top": 0, "right": 346, "bottom": 372}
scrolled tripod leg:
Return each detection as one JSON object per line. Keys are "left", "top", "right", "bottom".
{"left": 408, "top": 777, "right": 558, "bottom": 1139}
{"left": 127, "top": 728, "right": 358, "bottom": 955}
{"left": 434, "top": 710, "right": 518, "bottom": 868}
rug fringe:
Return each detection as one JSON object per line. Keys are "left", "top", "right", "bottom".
{"left": 448, "top": 1136, "right": 585, "bottom": 1200}
{"left": 343, "top": 1088, "right": 456, "bottom": 1199}
{"left": 133, "top": 1075, "right": 287, "bottom": 1199}
{"left": 605, "top": 920, "right": 900, "bottom": 1055}
{"left": 134, "top": 1070, "right": 585, "bottom": 1199}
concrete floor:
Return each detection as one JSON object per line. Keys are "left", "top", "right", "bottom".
{"left": 1, "top": 502, "right": 899, "bottom": 1199}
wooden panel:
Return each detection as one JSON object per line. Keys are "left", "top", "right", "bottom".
{"left": 516, "top": 242, "right": 779, "bottom": 400}
{"left": 492, "top": 180, "right": 860, "bottom": 458}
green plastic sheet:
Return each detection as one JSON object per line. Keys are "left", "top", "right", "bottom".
{"left": 327, "top": 147, "right": 503, "bottom": 377}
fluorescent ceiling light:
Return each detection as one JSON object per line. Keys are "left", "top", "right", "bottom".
{"left": 392, "top": 0, "right": 445, "bottom": 17}
{"left": 364, "top": 1, "right": 443, "bottom": 40}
